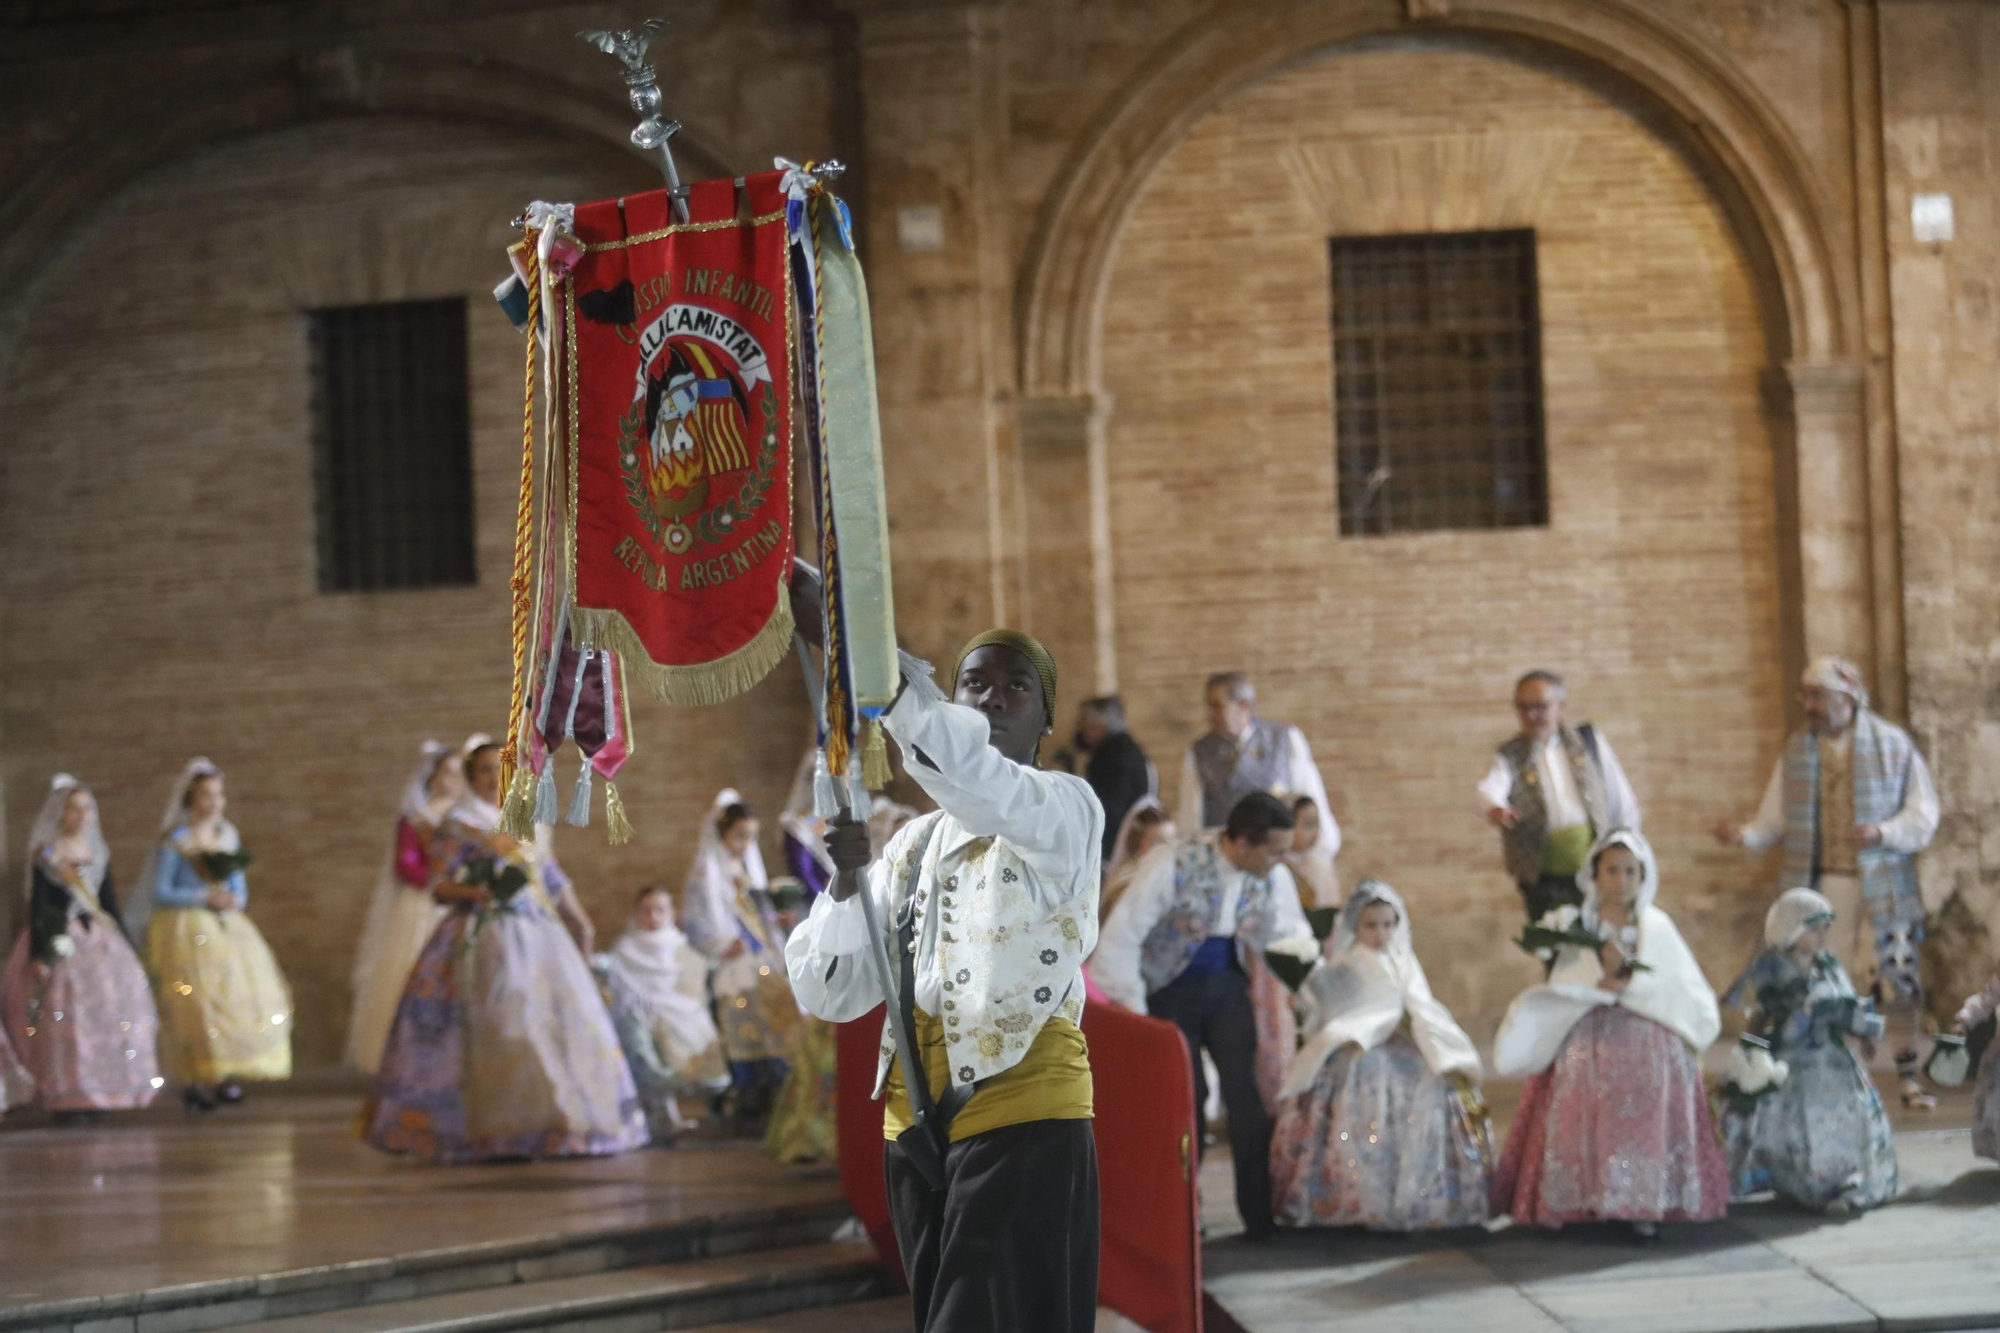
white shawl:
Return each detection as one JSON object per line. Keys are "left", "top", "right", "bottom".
{"left": 600, "top": 917, "right": 716, "bottom": 1039}
{"left": 1279, "top": 880, "right": 1480, "bottom": 1098}
{"left": 1492, "top": 828, "right": 1720, "bottom": 1077}
{"left": 679, "top": 788, "right": 771, "bottom": 960}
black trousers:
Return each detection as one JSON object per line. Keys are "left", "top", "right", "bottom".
{"left": 1147, "top": 962, "right": 1272, "bottom": 1235}
{"left": 882, "top": 1118, "right": 1099, "bottom": 1333}
{"left": 1518, "top": 872, "right": 1584, "bottom": 922}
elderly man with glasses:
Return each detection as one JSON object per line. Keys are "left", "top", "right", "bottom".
{"left": 1478, "top": 670, "right": 1641, "bottom": 922}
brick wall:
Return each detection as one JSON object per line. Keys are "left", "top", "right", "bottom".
{"left": 0, "top": 117, "right": 812, "bottom": 1067}
{"left": 1880, "top": 3, "right": 2000, "bottom": 1007}
{"left": 1097, "top": 35, "right": 1788, "bottom": 1035}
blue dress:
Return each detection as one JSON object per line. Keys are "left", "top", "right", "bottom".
{"left": 147, "top": 829, "right": 292, "bottom": 1084}
{"left": 1722, "top": 950, "right": 1897, "bottom": 1212}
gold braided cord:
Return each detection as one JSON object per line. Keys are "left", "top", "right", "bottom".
{"left": 565, "top": 278, "right": 581, "bottom": 616}
{"left": 501, "top": 242, "right": 542, "bottom": 792}
{"left": 578, "top": 208, "right": 788, "bottom": 252}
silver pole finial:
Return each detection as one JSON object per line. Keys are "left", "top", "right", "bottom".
{"left": 578, "top": 18, "right": 692, "bottom": 225}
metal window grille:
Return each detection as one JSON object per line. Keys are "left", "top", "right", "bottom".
{"left": 1330, "top": 229, "right": 1548, "bottom": 537}
{"left": 308, "top": 298, "right": 476, "bottom": 592}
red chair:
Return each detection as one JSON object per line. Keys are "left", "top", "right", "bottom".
{"left": 833, "top": 1001, "right": 1202, "bottom": 1333}
{"left": 1083, "top": 999, "right": 1203, "bottom": 1333}
{"left": 834, "top": 1009, "right": 903, "bottom": 1284}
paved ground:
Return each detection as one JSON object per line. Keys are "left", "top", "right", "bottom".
{"left": 1202, "top": 1079, "right": 2000, "bottom": 1333}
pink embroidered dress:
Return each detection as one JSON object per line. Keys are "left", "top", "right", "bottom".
{"left": 1491, "top": 829, "right": 1729, "bottom": 1227}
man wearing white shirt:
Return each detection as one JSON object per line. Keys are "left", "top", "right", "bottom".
{"left": 1178, "top": 672, "right": 1338, "bottom": 850}
{"left": 1714, "top": 656, "right": 1939, "bottom": 1108}
{"left": 1479, "top": 670, "right": 1640, "bottom": 921}
{"left": 1093, "top": 791, "right": 1312, "bottom": 1239}
{"left": 785, "top": 626, "right": 1102, "bottom": 1332}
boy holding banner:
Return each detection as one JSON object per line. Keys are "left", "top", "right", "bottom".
{"left": 784, "top": 580, "right": 1103, "bottom": 1332}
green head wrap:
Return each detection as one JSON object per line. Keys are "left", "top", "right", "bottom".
{"left": 953, "top": 629, "right": 1058, "bottom": 729}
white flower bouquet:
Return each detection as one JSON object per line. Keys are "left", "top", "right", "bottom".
{"left": 1723, "top": 1033, "right": 1789, "bottom": 1109}
{"left": 1262, "top": 933, "right": 1324, "bottom": 992}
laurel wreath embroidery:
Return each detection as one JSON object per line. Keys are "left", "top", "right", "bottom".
{"left": 618, "top": 381, "right": 780, "bottom": 555}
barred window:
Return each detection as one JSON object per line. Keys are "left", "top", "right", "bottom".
{"left": 1330, "top": 229, "right": 1548, "bottom": 537}
{"left": 308, "top": 298, "right": 476, "bottom": 592}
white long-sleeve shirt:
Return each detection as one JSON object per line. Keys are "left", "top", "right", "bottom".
{"left": 1176, "top": 723, "right": 1341, "bottom": 858}
{"left": 1089, "top": 838, "right": 1312, "bottom": 1015}
{"left": 1477, "top": 730, "right": 1641, "bottom": 832}
{"left": 785, "top": 672, "right": 1102, "bottom": 1026}
{"left": 1737, "top": 731, "right": 1939, "bottom": 855}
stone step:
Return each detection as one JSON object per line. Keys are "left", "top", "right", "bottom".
{"left": 237, "top": 1241, "right": 886, "bottom": 1333}
{"left": 4, "top": 1203, "right": 858, "bottom": 1333}
{"left": 694, "top": 1297, "right": 912, "bottom": 1332}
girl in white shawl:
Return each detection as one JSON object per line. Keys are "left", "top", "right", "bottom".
{"left": 343, "top": 740, "right": 463, "bottom": 1074}
{"left": 1492, "top": 828, "right": 1729, "bottom": 1234}
{"left": 680, "top": 790, "right": 798, "bottom": 1128}
{"left": 1282, "top": 793, "right": 1340, "bottom": 911}
{"left": 1269, "top": 879, "right": 1490, "bottom": 1229}
{"left": 597, "top": 884, "right": 729, "bottom": 1141}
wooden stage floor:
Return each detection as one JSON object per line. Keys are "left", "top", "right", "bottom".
{"left": 0, "top": 1092, "right": 844, "bottom": 1314}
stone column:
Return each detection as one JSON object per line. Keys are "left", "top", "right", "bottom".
{"left": 1842, "top": 0, "right": 1909, "bottom": 721}
{"left": 839, "top": 1, "right": 1018, "bottom": 661}
{"left": 1016, "top": 393, "right": 1116, "bottom": 696}
{"left": 1780, "top": 359, "right": 1880, "bottom": 681}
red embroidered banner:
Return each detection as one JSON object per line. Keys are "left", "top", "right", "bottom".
{"left": 562, "top": 172, "right": 795, "bottom": 704}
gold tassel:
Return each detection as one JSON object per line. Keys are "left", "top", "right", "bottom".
{"left": 604, "top": 782, "right": 635, "bottom": 846}
{"left": 862, "top": 718, "right": 891, "bottom": 791}
{"left": 497, "top": 766, "right": 538, "bottom": 839}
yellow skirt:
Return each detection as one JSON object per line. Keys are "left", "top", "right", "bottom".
{"left": 149, "top": 908, "right": 293, "bottom": 1085}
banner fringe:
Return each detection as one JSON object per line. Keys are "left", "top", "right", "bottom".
{"left": 572, "top": 593, "right": 795, "bottom": 708}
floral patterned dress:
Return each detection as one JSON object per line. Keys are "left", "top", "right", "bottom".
{"left": 364, "top": 820, "right": 646, "bottom": 1163}
{"left": 1721, "top": 950, "right": 1897, "bottom": 1211}
{"left": 1270, "top": 1029, "right": 1490, "bottom": 1229}
{"left": 1494, "top": 1005, "right": 1731, "bottom": 1227}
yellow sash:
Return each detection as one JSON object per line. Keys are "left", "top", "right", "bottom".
{"left": 883, "top": 1009, "right": 1092, "bottom": 1144}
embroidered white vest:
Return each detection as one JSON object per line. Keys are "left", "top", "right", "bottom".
{"left": 871, "top": 809, "right": 1098, "bottom": 1096}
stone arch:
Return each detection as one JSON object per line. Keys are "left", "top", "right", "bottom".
{"left": 1012, "top": 0, "right": 1891, "bottom": 711}
{"left": 1017, "top": 0, "right": 1853, "bottom": 397}
{"left": 0, "top": 46, "right": 741, "bottom": 367}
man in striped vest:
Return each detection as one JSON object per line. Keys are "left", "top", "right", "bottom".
{"left": 1715, "top": 657, "right": 1940, "bottom": 1108}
